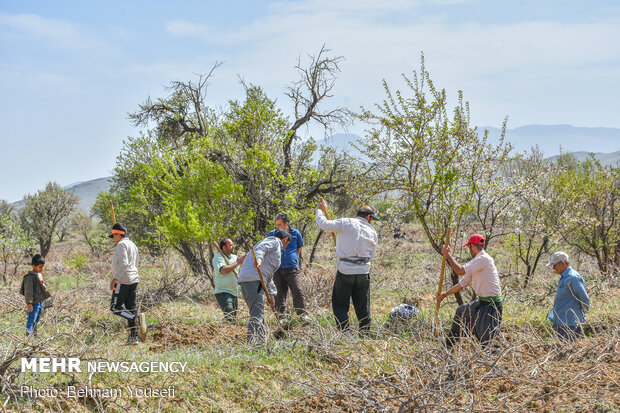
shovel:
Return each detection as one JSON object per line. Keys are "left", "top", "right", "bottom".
{"left": 434, "top": 227, "right": 451, "bottom": 335}
{"left": 250, "top": 245, "right": 286, "bottom": 339}
{"left": 319, "top": 197, "right": 337, "bottom": 244}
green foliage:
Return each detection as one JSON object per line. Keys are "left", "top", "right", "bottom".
{"left": 96, "top": 60, "right": 358, "bottom": 284}
{"left": 19, "top": 182, "right": 78, "bottom": 257}
{"left": 72, "top": 212, "right": 109, "bottom": 257}
{"left": 555, "top": 154, "right": 620, "bottom": 274}
{"left": 358, "top": 54, "right": 512, "bottom": 255}
{"left": 0, "top": 213, "right": 35, "bottom": 283}
{"left": 63, "top": 253, "right": 89, "bottom": 273}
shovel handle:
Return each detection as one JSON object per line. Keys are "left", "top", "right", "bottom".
{"left": 213, "top": 242, "right": 239, "bottom": 279}
{"left": 250, "top": 245, "right": 281, "bottom": 327}
{"left": 434, "top": 228, "right": 451, "bottom": 329}
{"left": 109, "top": 201, "right": 116, "bottom": 225}
{"left": 320, "top": 197, "right": 337, "bottom": 244}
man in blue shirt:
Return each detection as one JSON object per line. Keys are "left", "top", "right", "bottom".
{"left": 268, "top": 212, "right": 307, "bottom": 317}
{"left": 546, "top": 252, "right": 590, "bottom": 342}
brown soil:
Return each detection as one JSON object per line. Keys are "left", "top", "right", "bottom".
{"left": 149, "top": 321, "right": 247, "bottom": 350}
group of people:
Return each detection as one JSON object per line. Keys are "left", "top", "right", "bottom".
{"left": 213, "top": 200, "right": 381, "bottom": 342}
{"left": 21, "top": 201, "right": 591, "bottom": 348}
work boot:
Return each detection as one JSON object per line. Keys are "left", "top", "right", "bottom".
{"left": 136, "top": 313, "right": 147, "bottom": 342}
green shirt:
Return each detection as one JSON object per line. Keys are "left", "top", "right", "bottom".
{"left": 213, "top": 252, "right": 239, "bottom": 296}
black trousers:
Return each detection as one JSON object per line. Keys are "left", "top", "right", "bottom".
{"left": 553, "top": 323, "right": 583, "bottom": 342}
{"left": 332, "top": 271, "right": 371, "bottom": 331}
{"left": 447, "top": 299, "right": 502, "bottom": 347}
{"left": 273, "top": 267, "right": 307, "bottom": 316}
{"left": 110, "top": 283, "right": 138, "bottom": 330}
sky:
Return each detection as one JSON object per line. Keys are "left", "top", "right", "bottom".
{"left": 1, "top": 0, "right": 619, "bottom": 202}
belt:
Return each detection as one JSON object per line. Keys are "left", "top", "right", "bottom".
{"left": 339, "top": 257, "right": 371, "bottom": 265}
{"left": 478, "top": 294, "right": 503, "bottom": 303}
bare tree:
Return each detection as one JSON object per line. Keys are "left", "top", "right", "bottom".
{"left": 284, "top": 45, "right": 353, "bottom": 180}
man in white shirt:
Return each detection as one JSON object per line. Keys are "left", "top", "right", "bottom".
{"left": 436, "top": 234, "right": 503, "bottom": 349}
{"left": 316, "top": 200, "right": 379, "bottom": 332}
{"left": 109, "top": 223, "right": 146, "bottom": 344}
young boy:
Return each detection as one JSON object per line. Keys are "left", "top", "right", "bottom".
{"left": 21, "top": 254, "right": 51, "bottom": 338}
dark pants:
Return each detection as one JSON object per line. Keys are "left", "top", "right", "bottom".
{"left": 332, "top": 271, "right": 371, "bottom": 331}
{"left": 447, "top": 299, "right": 502, "bottom": 348}
{"left": 215, "top": 292, "right": 238, "bottom": 321}
{"left": 274, "top": 267, "right": 307, "bottom": 316}
{"left": 553, "top": 323, "right": 583, "bottom": 342}
{"left": 110, "top": 283, "right": 138, "bottom": 332}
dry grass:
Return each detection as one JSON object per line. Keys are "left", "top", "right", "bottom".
{"left": 0, "top": 229, "right": 618, "bottom": 412}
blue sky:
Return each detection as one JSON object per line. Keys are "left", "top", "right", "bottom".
{"left": 1, "top": 0, "right": 619, "bottom": 202}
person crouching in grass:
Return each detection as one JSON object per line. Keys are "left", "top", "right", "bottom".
{"left": 20, "top": 254, "right": 50, "bottom": 338}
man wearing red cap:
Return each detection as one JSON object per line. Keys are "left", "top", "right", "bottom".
{"left": 436, "top": 233, "right": 503, "bottom": 349}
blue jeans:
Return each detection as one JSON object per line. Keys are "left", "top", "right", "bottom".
{"left": 26, "top": 302, "right": 44, "bottom": 337}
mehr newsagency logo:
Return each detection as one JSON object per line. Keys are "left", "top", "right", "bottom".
{"left": 19, "top": 357, "right": 185, "bottom": 399}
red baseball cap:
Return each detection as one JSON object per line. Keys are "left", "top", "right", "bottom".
{"left": 463, "top": 234, "right": 485, "bottom": 247}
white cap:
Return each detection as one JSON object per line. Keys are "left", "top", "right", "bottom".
{"left": 546, "top": 252, "right": 569, "bottom": 267}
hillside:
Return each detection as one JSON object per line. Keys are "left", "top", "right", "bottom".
{"left": 11, "top": 177, "right": 112, "bottom": 214}
{"left": 483, "top": 124, "right": 620, "bottom": 157}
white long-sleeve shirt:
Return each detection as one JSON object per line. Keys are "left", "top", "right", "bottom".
{"left": 112, "top": 238, "right": 139, "bottom": 284}
{"left": 315, "top": 209, "right": 378, "bottom": 275}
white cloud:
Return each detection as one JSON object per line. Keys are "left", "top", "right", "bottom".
{"left": 164, "top": 19, "right": 212, "bottom": 37}
{"left": 0, "top": 11, "right": 108, "bottom": 51}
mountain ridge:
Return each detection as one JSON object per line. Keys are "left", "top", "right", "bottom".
{"left": 9, "top": 124, "right": 620, "bottom": 212}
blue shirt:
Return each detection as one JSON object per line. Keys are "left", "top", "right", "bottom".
{"left": 268, "top": 227, "right": 303, "bottom": 268}
{"left": 547, "top": 267, "right": 590, "bottom": 327}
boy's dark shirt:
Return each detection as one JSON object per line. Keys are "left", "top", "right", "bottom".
{"left": 21, "top": 271, "right": 51, "bottom": 305}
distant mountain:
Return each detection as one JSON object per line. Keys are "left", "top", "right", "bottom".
{"left": 546, "top": 150, "right": 620, "bottom": 166}
{"left": 319, "top": 126, "right": 620, "bottom": 162}
{"left": 482, "top": 124, "right": 620, "bottom": 156}
{"left": 69, "top": 177, "right": 113, "bottom": 212}
{"left": 10, "top": 125, "right": 620, "bottom": 213}
{"left": 12, "top": 177, "right": 112, "bottom": 214}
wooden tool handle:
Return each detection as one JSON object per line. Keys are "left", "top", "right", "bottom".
{"left": 250, "top": 245, "right": 279, "bottom": 322}
{"left": 319, "top": 197, "right": 337, "bottom": 244}
{"left": 434, "top": 227, "right": 452, "bottom": 328}
{"left": 213, "top": 242, "right": 239, "bottom": 279}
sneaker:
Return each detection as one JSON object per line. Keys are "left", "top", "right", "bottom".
{"left": 136, "top": 313, "right": 147, "bottom": 342}
{"left": 126, "top": 333, "right": 139, "bottom": 345}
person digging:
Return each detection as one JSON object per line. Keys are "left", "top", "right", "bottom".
{"left": 436, "top": 234, "right": 503, "bottom": 350}
{"left": 109, "top": 223, "right": 147, "bottom": 344}
{"left": 237, "top": 229, "right": 291, "bottom": 344}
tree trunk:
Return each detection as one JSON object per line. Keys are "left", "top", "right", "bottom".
{"left": 523, "top": 264, "right": 533, "bottom": 288}
{"left": 176, "top": 241, "right": 214, "bottom": 287}
{"left": 308, "top": 230, "right": 323, "bottom": 266}
{"left": 40, "top": 238, "right": 51, "bottom": 258}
